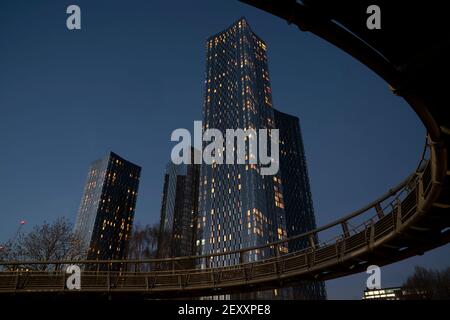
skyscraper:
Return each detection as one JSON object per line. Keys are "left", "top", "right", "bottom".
{"left": 74, "top": 152, "right": 141, "bottom": 262}
{"left": 198, "top": 17, "right": 286, "bottom": 265}
{"left": 274, "top": 109, "right": 327, "bottom": 299}
{"left": 157, "top": 149, "right": 200, "bottom": 260}
{"left": 197, "top": 18, "right": 325, "bottom": 299}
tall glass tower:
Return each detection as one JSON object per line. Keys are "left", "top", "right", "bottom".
{"left": 197, "top": 18, "right": 326, "bottom": 299}
{"left": 275, "top": 109, "right": 327, "bottom": 299}
{"left": 74, "top": 152, "right": 141, "bottom": 262}
{"left": 198, "top": 17, "right": 287, "bottom": 266}
{"left": 157, "top": 150, "right": 200, "bottom": 260}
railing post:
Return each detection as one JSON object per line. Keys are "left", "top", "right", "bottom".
{"left": 184, "top": 273, "right": 190, "bottom": 288}
{"left": 417, "top": 172, "right": 425, "bottom": 208}
{"left": 395, "top": 199, "right": 403, "bottom": 231}
{"left": 308, "top": 234, "right": 316, "bottom": 250}
{"left": 430, "top": 141, "right": 440, "bottom": 185}
{"left": 107, "top": 263, "right": 111, "bottom": 292}
{"left": 369, "top": 220, "right": 375, "bottom": 249}
{"left": 341, "top": 221, "right": 350, "bottom": 238}
{"left": 375, "top": 203, "right": 384, "bottom": 219}
{"left": 14, "top": 269, "right": 20, "bottom": 292}
{"left": 64, "top": 266, "right": 68, "bottom": 290}
{"left": 308, "top": 234, "right": 316, "bottom": 267}
{"left": 274, "top": 244, "right": 280, "bottom": 275}
{"left": 239, "top": 251, "right": 247, "bottom": 280}
{"left": 248, "top": 261, "right": 254, "bottom": 280}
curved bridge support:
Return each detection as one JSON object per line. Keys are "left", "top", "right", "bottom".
{"left": 0, "top": 0, "right": 449, "bottom": 299}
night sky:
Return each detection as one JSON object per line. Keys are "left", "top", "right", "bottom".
{"left": 0, "top": 0, "right": 448, "bottom": 299}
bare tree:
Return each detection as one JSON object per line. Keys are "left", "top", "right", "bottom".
{"left": 127, "top": 223, "right": 159, "bottom": 260}
{"left": 402, "top": 266, "right": 450, "bottom": 299}
{"left": 5, "top": 217, "right": 84, "bottom": 270}
{"left": 156, "top": 227, "right": 172, "bottom": 259}
{"left": 128, "top": 224, "right": 174, "bottom": 271}
{"left": 0, "top": 241, "right": 13, "bottom": 262}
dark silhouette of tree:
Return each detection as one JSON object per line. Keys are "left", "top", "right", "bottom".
{"left": 126, "top": 222, "right": 173, "bottom": 271}
{"left": 402, "top": 266, "right": 450, "bottom": 299}
{"left": 127, "top": 223, "right": 160, "bottom": 260}
{"left": 2, "top": 217, "right": 83, "bottom": 270}
{"left": 156, "top": 227, "right": 172, "bottom": 259}
{"left": 0, "top": 241, "right": 13, "bottom": 262}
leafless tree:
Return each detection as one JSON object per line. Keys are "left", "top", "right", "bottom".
{"left": 0, "top": 241, "right": 13, "bottom": 262}
{"left": 127, "top": 222, "right": 172, "bottom": 271}
{"left": 402, "top": 266, "right": 450, "bottom": 299}
{"left": 156, "top": 227, "right": 172, "bottom": 259}
{"left": 5, "top": 217, "right": 84, "bottom": 270}
{"left": 127, "top": 223, "right": 160, "bottom": 260}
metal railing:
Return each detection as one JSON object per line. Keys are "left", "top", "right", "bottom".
{"left": 0, "top": 139, "right": 441, "bottom": 295}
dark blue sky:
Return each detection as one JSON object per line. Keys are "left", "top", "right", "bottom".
{"left": 0, "top": 0, "right": 448, "bottom": 299}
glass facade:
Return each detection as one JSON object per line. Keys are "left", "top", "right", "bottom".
{"left": 198, "top": 18, "right": 286, "bottom": 268}
{"left": 158, "top": 150, "right": 200, "bottom": 260}
{"left": 197, "top": 18, "right": 326, "bottom": 299}
{"left": 74, "top": 152, "right": 141, "bottom": 262}
{"left": 275, "top": 109, "right": 327, "bottom": 299}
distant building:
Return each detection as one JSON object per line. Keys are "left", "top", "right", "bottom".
{"left": 197, "top": 17, "right": 326, "bottom": 299}
{"left": 363, "top": 288, "right": 403, "bottom": 300}
{"left": 74, "top": 152, "right": 141, "bottom": 262}
{"left": 157, "top": 149, "right": 200, "bottom": 261}
{"left": 363, "top": 287, "right": 429, "bottom": 300}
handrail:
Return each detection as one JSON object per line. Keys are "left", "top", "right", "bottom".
{"left": 0, "top": 146, "right": 427, "bottom": 267}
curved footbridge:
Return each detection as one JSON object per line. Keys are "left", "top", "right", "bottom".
{"left": 0, "top": 0, "right": 449, "bottom": 299}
